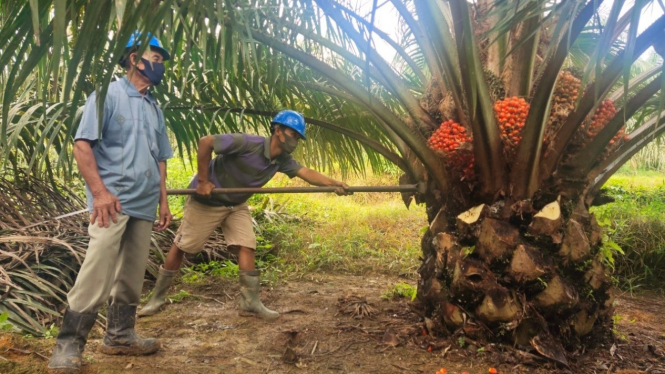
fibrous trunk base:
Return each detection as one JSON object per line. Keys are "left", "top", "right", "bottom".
{"left": 416, "top": 198, "right": 613, "bottom": 366}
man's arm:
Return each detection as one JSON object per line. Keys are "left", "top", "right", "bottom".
{"left": 155, "top": 161, "right": 172, "bottom": 231}
{"left": 73, "top": 140, "right": 121, "bottom": 227}
{"left": 196, "top": 136, "right": 216, "bottom": 197}
{"left": 296, "top": 167, "right": 350, "bottom": 195}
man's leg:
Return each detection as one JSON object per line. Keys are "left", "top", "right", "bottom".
{"left": 108, "top": 217, "right": 153, "bottom": 305}
{"left": 164, "top": 242, "right": 186, "bottom": 270}
{"left": 237, "top": 246, "right": 255, "bottom": 270}
{"left": 101, "top": 217, "right": 159, "bottom": 355}
{"left": 139, "top": 198, "right": 227, "bottom": 317}
{"left": 49, "top": 214, "right": 130, "bottom": 370}
{"left": 223, "top": 205, "right": 279, "bottom": 320}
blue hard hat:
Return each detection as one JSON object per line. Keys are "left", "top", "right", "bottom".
{"left": 125, "top": 31, "right": 170, "bottom": 61}
{"left": 271, "top": 110, "right": 307, "bottom": 140}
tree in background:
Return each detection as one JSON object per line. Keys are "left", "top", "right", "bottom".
{"left": 1, "top": 0, "right": 665, "bottom": 364}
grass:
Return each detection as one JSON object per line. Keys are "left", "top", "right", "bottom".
{"left": 254, "top": 172, "right": 426, "bottom": 278}
{"left": 380, "top": 282, "right": 418, "bottom": 301}
{"left": 592, "top": 170, "right": 665, "bottom": 290}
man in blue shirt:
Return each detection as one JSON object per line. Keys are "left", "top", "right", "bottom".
{"left": 49, "top": 32, "right": 173, "bottom": 372}
{"left": 139, "top": 110, "right": 349, "bottom": 319}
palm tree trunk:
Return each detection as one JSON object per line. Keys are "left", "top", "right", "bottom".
{"left": 416, "top": 194, "right": 613, "bottom": 365}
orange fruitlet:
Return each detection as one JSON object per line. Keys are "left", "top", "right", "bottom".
{"left": 489, "top": 368, "right": 498, "bottom": 374}
{"left": 427, "top": 346, "right": 433, "bottom": 352}
{"left": 436, "top": 369, "right": 448, "bottom": 374}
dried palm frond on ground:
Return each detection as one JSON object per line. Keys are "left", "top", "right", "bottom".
{"left": 337, "top": 294, "right": 374, "bottom": 319}
{"left": 0, "top": 172, "right": 89, "bottom": 335}
{"left": 0, "top": 173, "right": 181, "bottom": 335}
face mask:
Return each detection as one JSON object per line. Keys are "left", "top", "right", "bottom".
{"left": 137, "top": 58, "right": 165, "bottom": 86}
{"left": 280, "top": 132, "right": 299, "bottom": 154}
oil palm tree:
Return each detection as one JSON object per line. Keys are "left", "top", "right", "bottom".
{"left": 1, "top": 0, "right": 665, "bottom": 363}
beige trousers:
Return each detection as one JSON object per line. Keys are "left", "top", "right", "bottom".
{"left": 174, "top": 197, "right": 256, "bottom": 253}
{"left": 67, "top": 213, "right": 153, "bottom": 313}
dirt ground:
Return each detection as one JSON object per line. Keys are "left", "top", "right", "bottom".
{"left": 1, "top": 273, "right": 664, "bottom": 374}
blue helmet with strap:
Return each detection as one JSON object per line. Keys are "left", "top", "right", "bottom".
{"left": 119, "top": 31, "right": 170, "bottom": 66}
{"left": 271, "top": 110, "right": 307, "bottom": 140}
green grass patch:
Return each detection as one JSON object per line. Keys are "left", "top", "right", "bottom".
{"left": 183, "top": 260, "right": 239, "bottom": 284}
{"left": 592, "top": 171, "right": 665, "bottom": 290}
{"left": 250, "top": 172, "right": 426, "bottom": 278}
{"left": 381, "top": 282, "right": 417, "bottom": 301}
{"left": 167, "top": 290, "right": 192, "bottom": 303}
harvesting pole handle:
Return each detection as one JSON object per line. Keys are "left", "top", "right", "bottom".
{"left": 165, "top": 184, "right": 420, "bottom": 195}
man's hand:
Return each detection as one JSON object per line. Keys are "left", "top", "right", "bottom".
{"left": 155, "top": 202, "right": 172, "bottom": 232}
{"left": 334, "top": 182, "right": 352, "bottom": 196}
{"left": 196, "top": 180, "right": 216, "bottom": 198}
{"left": 296, "top": 168, "right": 352, "bottom": 196}
{"left": 91, "top": 190, "right": 122, "bottom": 228}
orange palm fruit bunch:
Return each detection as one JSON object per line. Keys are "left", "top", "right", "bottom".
{"left": 585, "top": 100, "right": 617, "bottom": 140}
{"left": 428, "top": 120, "right": 475, "bottom": 180}
{"left": 494, "top": 96, "right": 530, "bottom": 153}
{"left": 428, "top": 120, "right": 472, "bottom": 153}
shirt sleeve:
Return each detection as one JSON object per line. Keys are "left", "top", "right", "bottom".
{"left": 74, "top": 91, "right": 113, "bottom": 142}
{"left": 156, "top": 109, "right": 173, "bottom": 162}
{"left": 278, "top": 155, "right": 304, "bottom": 179}
{"left": 213, "top": 134, "right": 246, "bottom": 155}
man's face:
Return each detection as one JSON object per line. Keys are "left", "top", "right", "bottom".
{"left": 279, "top": 126, "right": 302, "bottom": 141}
{"left": 130, "top": 49, "right": 165, "bottom": 68}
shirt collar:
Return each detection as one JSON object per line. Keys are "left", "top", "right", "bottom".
{"left": 121, "top": 76, "right": 156, "bottom": 103}
{"left": 263, "top": 136, "right": 275, "bottom": 163}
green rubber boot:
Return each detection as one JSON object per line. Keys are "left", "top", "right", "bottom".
{"left": 99, "top": 304, "right": 160, "bottom": 356}
{"left": 238, "top": 270, "right": 280, "bottom": 320}
{"left": 47, "top": 308, "right": 98, "bottom": 372}
{"left": 138, "top": 266, "right": 177, "bottom": 317}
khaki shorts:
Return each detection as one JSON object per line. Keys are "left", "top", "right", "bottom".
{"left": 174, "top": 197, "right": 256, "bottom": 254}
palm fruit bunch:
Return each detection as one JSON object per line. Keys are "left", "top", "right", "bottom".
{"left": 494, "top": 96, "right": 530, "bottom": 154}
{"left": 484, "top": 69, "right": 506, "bottom": 101}
{"left": 544, "top": 70, "right": 582, "bottom": 144}
{"left": 601, "top": 126, "right": 629, "bottom": 159}
{"left": 428, "top": 120, "right": 475, "bottom": 180}
{"left": 577, "top": 100, "right": 617, "bottom": 147}
{"left": 587, "top": 100, "right": 627, "bottom": 159}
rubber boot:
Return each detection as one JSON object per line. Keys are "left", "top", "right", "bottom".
{"left": 138, "top": 266, "right": 177, "bottom": 317}
{"left": 99, "top": 304, "right": 160, "bottom": 356}
{"left": 47, "top": 308, "right": 98, "bottom": 372}
{"left": 238, "top": 270, "right": 280, "bottom": 320}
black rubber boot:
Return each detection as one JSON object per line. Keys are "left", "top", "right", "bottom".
{"left": 99, "top": 304, "right": 160, "bottom": 356}
{"left": 47, "top": 308, "right": 98, "bottom": 372}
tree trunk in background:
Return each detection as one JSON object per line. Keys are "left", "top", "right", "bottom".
{"left": 415, "top": 194, "right": 613, "bottom": 365}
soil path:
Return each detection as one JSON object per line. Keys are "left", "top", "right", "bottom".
{"left": 1, "top": 273, "right": 664, "bottom": 374}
